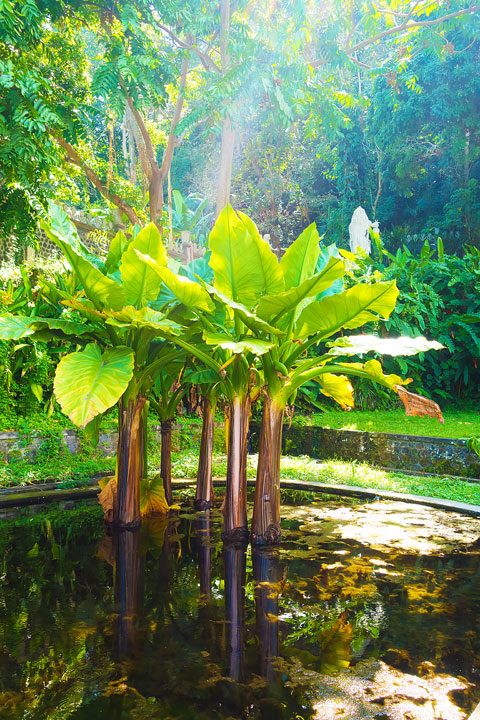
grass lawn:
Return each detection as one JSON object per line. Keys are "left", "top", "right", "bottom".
{"left": 170, "top": 452, "right": 480, "bottom": 507}
{"left": 1, "top": 446, "right": 479, "bottom": 506}
{"left": 292, "top": 408, "right": 480, "bottom": 439}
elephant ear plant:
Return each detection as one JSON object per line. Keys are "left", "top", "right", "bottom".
{"left": 0, "top": 206, "right": 213, "bottom": 528}
{"left": 249, "top": 222, "right": 443, "bottom": 545}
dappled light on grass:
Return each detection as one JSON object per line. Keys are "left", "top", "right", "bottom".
{"left": 298, "top": 409, "right": 480, "bottom": 439}
{"left": 170, "top": 451, "right": 480, "bottom": 506}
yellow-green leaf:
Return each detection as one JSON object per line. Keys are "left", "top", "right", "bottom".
{"left": 140, "top": 475, "right": 180, "bottom": 515}
{"left": 280, "top": 223, "right": 321, "bottom": 289}
{"left": 41, "top": 210, "right": 125, "bottom": 311}
{"left": 54, "top": 344, "right": 135, "bottom": 427}
{"left": 295, "top": 281, "right": 399, "bottom": 339}
{"left": 135, "top": 252, "right": 214, "bottom": 312}
{"left": 257, "top": 257, "right": 345, "bottom": 321}
{"left": 120, "top": 223, "right": 167, "bottom": 307}
{"left": 209, "top": 205, "right": 283, "bottom": 308}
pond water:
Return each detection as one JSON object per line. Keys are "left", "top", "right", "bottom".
{"left": 0, "top": 493, "right": 479, "bottom": 720}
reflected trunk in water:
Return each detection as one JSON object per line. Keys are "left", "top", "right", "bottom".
{"left": 224, "top": 542, "right": 247, "bottom": 681}
{"left": 223, "top": 394, "right": 250, "bottom": 542}
{"left": 115, "top": 396, "right": 146, "bottom": 528}
{"left": 160, "top": 419, "right": 173, "bottom": 505}
{"left": 195, "top": 397, "right": 215, "bottom": 510}
{"left": 253, "top": 547, "right": 281, "bottom": 682}
{"left": 192, "top": 513, "right": 212, "bottom": 600}
{"left": 251, "top": 396, "right": 284, "bottom": 545}
{"left": 114, "top": 529, "right": 142, "bottom": 660}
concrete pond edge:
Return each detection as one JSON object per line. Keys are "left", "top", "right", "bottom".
{"left": 1, "top": 476, "right": 480, "bottom": 518}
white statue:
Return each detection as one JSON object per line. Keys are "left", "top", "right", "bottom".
{"left": 349, "top": 206, "right": 376, "bottom": 255}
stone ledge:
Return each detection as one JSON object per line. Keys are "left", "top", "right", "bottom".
{"left": 249, "top": 425, "right": 480, "bottom": 480}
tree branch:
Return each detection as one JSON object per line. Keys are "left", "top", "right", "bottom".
{"left": 347, "top": 5, "right": 480, "bottom": 55}
{"left": 149, "top": 15, "right": 221, "bottom": 72}
{"left": 122, "top": 89, "right": 158, "bottom": 178}
{"left": 159, "top": 54, "right": 189, "bottom": 178}
{"left": 50, "top": 131, "right": 140, "bottom": 225}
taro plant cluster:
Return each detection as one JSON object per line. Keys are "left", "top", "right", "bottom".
{"left": 0, "top": 205, "right": 440, "bottom": 545}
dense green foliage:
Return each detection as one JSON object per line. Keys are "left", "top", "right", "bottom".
{"left": 0, "top": 1, "right": 478, "bottom": 252}
{"left": 364, "top": 240, "right": 480, "bottom": 403}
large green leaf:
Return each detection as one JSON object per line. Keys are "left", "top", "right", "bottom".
{"left": 295, "top": 281, "right": 399, "bottom": 339}
{"left": 0, "top": 315, "right": 35, "bottom": 340}
{"left": 30, "top": 317, "right": 94, "bottom": 336}
{"left": 54, "top": 344, "right": 135, "bottom": 427}
{"left": 44, "top": 203, "right": 88, "bottom": 257}
{"left": 205, "top": 284, "right": 283, "bottom": 336}
{"left": 236, "top": 210, "right": 284, "bottom": 296}
{"left": 135, "top": 252, "right": 214, "bottom": 312}
{"left": 105, "top": 230, "right": 130, "bottom": 274}
{"left": 209, "top": 205, "right": 282, "bottom": 307}
{"left": 202, "top": 330, "right": 273, "bottom": 356}
{"left": 257, "top": 257, "right": 345, "bottom": 321}
{"left": 120, "top": 223, "right": 167, "bottom": 307}
{"left": 41, "top": 214, "right": 125, "bottom": 311}
{"left": 104, "top": 306, "right": 181, "bottom": 333}
{"left": 280, "top": 223, "right": 321, "bottom": 289}
{"left": 328, "top": 334, "right": 444, "bottom": 357}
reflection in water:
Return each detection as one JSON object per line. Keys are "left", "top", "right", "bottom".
{"left": 192, "top": 512, "right": 212, "bottom": 600}
{"left": 253, "top": 548, "right": 282, "bottom": 683}
{"left": 0, "top": 499, "right": 479, "bottom": 719}
{"left": 223, "top": 542, "right": 247, "bottom": 682}
{"left": 114, "top": 528, "right": 142, "bottom": 660}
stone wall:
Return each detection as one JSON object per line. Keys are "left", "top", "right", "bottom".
{"left": 0, "top": 422, "right": 225, "bottom": 462}
{"left": 249, "top": 425, "right": 480, "bottom": 480}
{"left": 1, "top": 423, "right": 479, "bottom": 480}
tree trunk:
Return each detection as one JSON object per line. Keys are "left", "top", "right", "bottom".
{"left": 149, "top": 169, "right": 164, "bottom": 227}
{"left": 160, "top": 419, "right": 173, "bottom": 505}
{"left": 114, "top": 396, "right": 146, "bottom": 529}
{"left": 215, "top": 0, "right": 236, "bottom": 216}
{"left": 216, "top": 115, "right": 235, "bottom": 216}
{"left": 194, "top": 396, "right": 216, "bottom": 510}
{"left": 114, "top": 527, "right": 141, "bottom": 660}
{"left": 222, "top": 394, "right": 250, "bottom": 542}
{"left": 251, "top": 395, "right": 284, "bottom": 546}
{"left": 224, "top": 542, "right": 247, "bottom": 681}
{"left": 253, "top": 547, "right": 281, "bottom": 682}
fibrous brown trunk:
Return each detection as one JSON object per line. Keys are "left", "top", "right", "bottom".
{"left": 224, "top": 542, "right": 247, "bottom": 681}
{"left": 114, "top": 528, "right": 141, "bottom": 660}
{"left": 194, "top": 397, "right": 215, "bottom": 510}
{"left": 253, "top": 548, "right": 281, "bottom": 682}
{"left": 251, "top": 395, "right": 284, "bottom": 546}
{"left": 160, "top": 419, "right": 173, "bottom": 505}
{"left": 114, "top": 396, "right": 146, "bottom": 529}
{"left": 222, "top": 394, "right": 250, "bottom": 543}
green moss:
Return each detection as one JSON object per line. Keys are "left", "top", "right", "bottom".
{"left": 291, "top": 408, "right": 480, "bottom": 439}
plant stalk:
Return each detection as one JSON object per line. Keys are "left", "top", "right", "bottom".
{"left": 114, "top": 395, "right": 146, "bottom": 529}
{"left": 194, "top": 396, "right": 216, "bottom": 510}
{"left": 222, "top": 393, "right": 250, "bottom": 542}
{"left": 160, "top": 418, "right": 173, "bottom": 505}
{"left": 251, "top": 394, "right": 285, "bottom": 545}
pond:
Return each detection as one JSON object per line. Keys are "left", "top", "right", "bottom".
{"left": 0, "top": 492, "right": 479, "bottom": 720}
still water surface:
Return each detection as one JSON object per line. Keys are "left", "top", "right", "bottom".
{"left": 0, "top": 494, "right": 479, "bottom": 719}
